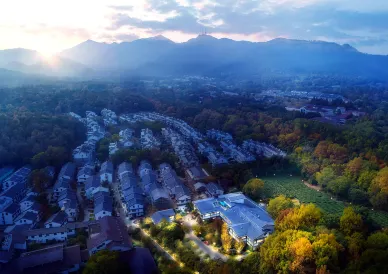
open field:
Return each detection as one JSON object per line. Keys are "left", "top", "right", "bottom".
{"left": 262, "top": 175, "right": 388, "bottom": 227}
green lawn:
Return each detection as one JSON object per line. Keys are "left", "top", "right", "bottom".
{"left": 262, "top": 175, "right": 388, "bottom": 227}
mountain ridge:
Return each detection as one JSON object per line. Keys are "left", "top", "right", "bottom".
{"left": 1, "top": 36, "right": 387, "bottom": 80}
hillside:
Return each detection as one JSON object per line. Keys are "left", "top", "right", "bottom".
{"left": 61, "top": 35, "right": 388, "bottom": 80}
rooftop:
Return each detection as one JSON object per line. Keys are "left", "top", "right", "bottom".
{"left": 151, "top": 209, "right": 175, "bottom": 225}
{"left": 193, "top": 193, "right": 274, "bottom": 242}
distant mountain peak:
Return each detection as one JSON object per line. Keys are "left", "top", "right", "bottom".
{"left": 147, "top": 35, "right": 172, "bottom": 42}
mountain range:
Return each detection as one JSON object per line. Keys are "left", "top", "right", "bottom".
{"left": 1, "top": 35, "right": 388, "bottom": 81}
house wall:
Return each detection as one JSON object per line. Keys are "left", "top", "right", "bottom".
{"left": 95, "top": 210, "right": 112, "bottom": 220}
{"left": 27, "top": 231, "right": 70, "bottom": 243}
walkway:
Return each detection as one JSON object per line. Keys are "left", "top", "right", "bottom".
{"left": 185, "top": 231, "right": 228, "bottom": 261}
{"left": 182, "top": 214, "right": 228, "bottom": 262}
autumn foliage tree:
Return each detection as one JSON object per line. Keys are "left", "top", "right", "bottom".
{"left": 267, "top": 195, "right": 294, "bottom": 219}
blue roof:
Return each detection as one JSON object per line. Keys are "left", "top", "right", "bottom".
{"left": 0, "top": 167, "right": 15, "bottom": 183}
{"left": 151, "top": 209, "right": 175, "bottom": 225}
{"left": 193, "top": 193, "right": 274, "bottom": 242}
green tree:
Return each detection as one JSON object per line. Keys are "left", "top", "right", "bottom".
{"left": 276, "top": 204, "right": 322, "bottom": 231}
{"left": 316, "top": 166, "right": 336, "bottom": 187}
{"left": 83, "top": 250, "right": 131, "bottom": 274}
{"left": 267, "top": 195, "right": 294, "bottom": 219}
{"left": 312, "top": 233, "right": 343, "bottom": 271}
{"left": 369, "top": 167, "right": 388, "bottom": 209}
{"left": 340, "top": 207, "right": 363, "bottom": 236}
{"left": 243, "top": 178, "right": 264, "bottom": 200}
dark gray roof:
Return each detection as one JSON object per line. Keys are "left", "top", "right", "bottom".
{"left": 118, "top": 162, "right": 134, "bottom": 176}
{"left": 151, "top": 209, "right": 175, "bottom": 224}
{"left": 100, "top": 161, "right": 114, "bottom": 174}
{"left": 150, "top": 188, "right": 170, "bottom": 202}
{"left": 85, "top": 175, "right": 101, "bottom": 191}
{"left": 187, "top": 166, "right": 207, "bottom": 179}
{"left": 58, "top": 163, "right": 76, "bottom": 180}
{"left": 87, "top": 216, "right": 132, "bottom": 250}
{"left": 17, "top": 211, "right": 37, "bottom": 222}
{"left": 77, "top": 165, "right": 94, "bottom": 177}
{"left": 205, "top": 182, "right": 223, "bottom": 195}
{"left": 94, "top": 195, "right": 113, "bottom": 215}
{"left": 2, "top": 183, "right": 25, "bottom": 199}
{"left": 19, "top": 244, "right": 64, "bottom": 270}
{"left": 58, "top": 188, "right": 77, "bottom": 203}
{"left": 3, "top": 165, "right": 31, "bottom": 185}
{"left": 93, "top": 190, "right": 110, "bottom": 201}
{"left": 53, "top": 177, "right": 72, "bottom": 190}
{"left": 3, "top": 202, "right": 20, "bottom": 214}
{"left": 45, "top": 211, "right": 67, "bottom": 225}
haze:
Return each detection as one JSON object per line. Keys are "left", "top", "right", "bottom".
{"left": 0, "top": 0, "right": 387, "bottom": 56}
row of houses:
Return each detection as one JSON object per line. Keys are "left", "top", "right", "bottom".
{"left": 0, "top": 166, "right": 40, "bottom": 226}
{"left": 159, "top": 164, "right": 191, "bottom": 211}
{"left": 242, "top": 140, "right": 286, "bottom": 158}
{"left": 138, "top": 161, "right": 172, "bottom": 211}
{"left": 72, "top": 111, "right": 106, "bottom": 166}
{"left": 219, "top": 139, "right": 256, "bottom": 164}
{"left": 1, "top": 216, "right": 137, "bottom": 273}
{"left": 117, "top": 162, "right": 145, "bottom": 219}
{"left": 140, "top": 128, "right": 160, "bottom": 150}
{"left": 197, "top": 141, "right": 229, "bottom": 166}
{"left": 119, "top": 112, "right": 204, "bottom": 142}
{"left": 52, "top": 163, "right": 79, "bottom": 222}
{"left": 162, "top": 128, "right": 199, "bottom": 168}
{"left": 101, "top": 108, "right": 118, "bottom": 126}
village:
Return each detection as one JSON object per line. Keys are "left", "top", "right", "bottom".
{"left": 0, "top": 109, "right": 286, "bottom": 273}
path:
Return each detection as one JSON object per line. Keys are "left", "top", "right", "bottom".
{"left": 76, "top": 186, "right": 89, "bottom": 222}
{"left": 112, "top": 181, "right": 131, "bottom": 226}
{"left": 185, "top": 231, "right": 228, "bottom": 261}
{"left": 182, "top": 214, "right": 228, "bottom": 262}
{"left": 303, "top": 182, "right": 322, "bottom": 191}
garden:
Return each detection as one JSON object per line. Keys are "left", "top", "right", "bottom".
{"left": 262, "top": 174, "right": 388, "bottom": 227}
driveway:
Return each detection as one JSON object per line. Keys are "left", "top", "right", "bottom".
{"left": 185, "top": 231, "right": 228, "bottom": 261}
{"left": 182, "top": 214, "right": 227, "bottom": 261}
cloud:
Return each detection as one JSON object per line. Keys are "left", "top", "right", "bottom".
{"left": 0, "top": 0, "right": 387, "bottom": 54}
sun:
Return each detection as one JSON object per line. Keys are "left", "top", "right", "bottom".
{"left": 39, "top": 51, "right": 59, "bottom": 66}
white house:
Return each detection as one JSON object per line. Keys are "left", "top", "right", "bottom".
{"left": 85, "top": 176, "right": 101, "bottom": 199}
{"left": 94, "top": 192, "right": 113, "bottom": 220}
{"left": 25, "top": 226, "right": 74, "bottom": 243}
{"left": 77, "top": 164, "right": 95, "bottom": 184}
{"left": 100, "top": 161, "right": 113, "bottom": 184}
{"left": 0, "top": 198, "right": 21, "bottom": 225}
{"left": 14, "top": 211, "right": 38, "bottom": 228}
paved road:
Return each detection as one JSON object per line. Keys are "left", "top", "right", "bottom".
{"left": 112, "top": 182, "right": 132, "bottom": 226}
{"left": 185, "top": 231, "right": 228, "bottom": 261}
{"left": 182, "top": 214, "right": 228, "bottom": 262}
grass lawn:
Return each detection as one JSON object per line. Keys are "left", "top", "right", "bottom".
{"left": 262, "top": 174, "right": 388, "bottom": 227}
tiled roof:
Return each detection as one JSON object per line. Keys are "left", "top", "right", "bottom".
{"left": 151, "top": 209, "right": 175, "bottom": 225}
{"left": 100, "top": 161, "right": 114, "bottom": 174}
{"left": 85, "top": 175, "right": 101, "bottom": 191}
{"left": 193, "top": 193, "right": 274, "bottom": 243}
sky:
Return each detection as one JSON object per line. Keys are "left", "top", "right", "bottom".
{"left": 0, "top": 0, "right": 387, "bottom": 55}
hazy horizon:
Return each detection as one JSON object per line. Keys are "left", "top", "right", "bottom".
{"left": 0, "top": 0, "right": 387, "bottom": 56}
